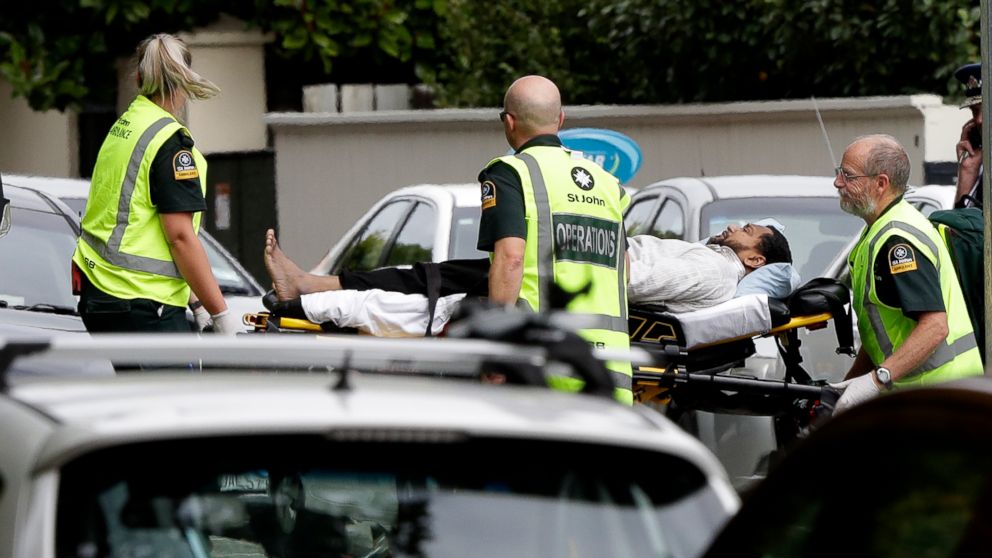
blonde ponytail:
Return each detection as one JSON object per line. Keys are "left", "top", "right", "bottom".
{"left": 136, "top": 33, "right": 220, "bottom": 102}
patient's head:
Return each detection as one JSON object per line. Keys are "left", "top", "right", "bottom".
{"left": 712, "top": 223, "right": 793, "bottom": 272}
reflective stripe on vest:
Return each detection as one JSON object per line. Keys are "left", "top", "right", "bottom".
{"left": 611, "top": 370, "right": 632, "bottom": 390}
{"left": 516, "top": 152, "right": 628, "bottom": 334}
{"left": 80, "top": 116, "right": 182, "bottom": 278}
{"left": 858, "top": 209, "right": 978, "bottom": 377}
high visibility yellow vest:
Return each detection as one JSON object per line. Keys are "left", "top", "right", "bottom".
{"left": 73, "top": 95, "right": 207, "bottom": 308}
{"left": 488, "top": 145, "right": 633, "bottom": 404}
{"left": 849, "top": 199, "right": 981, "bottom": 385}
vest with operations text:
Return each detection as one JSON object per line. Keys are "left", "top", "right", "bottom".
{"left": 488, "top": 144, "right": 633, "bottom": 404}
{"left": 849, "top": 198, "right": 981, "bottom": 386}
{"left": 72, "top": 95, "right": 207, "bottom": 308}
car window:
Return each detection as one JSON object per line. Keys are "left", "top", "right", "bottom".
{"left": 384, "top": 202, "right": 435, "bottom": 266}
{"left": 0, "top": 206, "right": 77, "bottom": 308}
{"left": 61, "top": 196, "right": 88, "bottom": 220}
{"left": 700, "top": 197, "right": 862, "bottom": 281}
{"left": 57, "top": 436, "right": 728, "bottom": 558}
{"left": 449, "top": 206, "right": 487, "bottom": 260}
{"left": 651, "top": 200, "right": 685, "bottom": 239}
{"left": 912, "top": 200, "right": 941, "bottom": 217}
{"left": 704, "top": 390, "right": 992, "bottom": 558}
{"left": 335, "top": 201, "right": 413, "bottom": 273}
{"left": 201, "top": 234, "right": 260, "bottom": 296}
{"left": 624, "top": 197, "right": 658, "bottom": 237}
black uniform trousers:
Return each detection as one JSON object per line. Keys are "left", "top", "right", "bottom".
{"left": 338, "top": 258, "right": 491, "bottom": 297}
{"left": 78, "top": 272, "right": 192, "bottom": 333}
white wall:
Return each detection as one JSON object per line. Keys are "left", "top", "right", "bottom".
{"left": 0, "top": 17, "right": 271, "bottom": 181}
{"left": 0, "top": 80, "right": 77, "bottom": 177}
{"left": 266, "top": 95, "right": 968, "bottom": 267}
{"left": 179, "top": 16, "right": 272, "bottom": 153}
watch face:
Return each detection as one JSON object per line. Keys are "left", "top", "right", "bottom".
{"left": 876, "top": 368, "right": 891, "bottom": 383}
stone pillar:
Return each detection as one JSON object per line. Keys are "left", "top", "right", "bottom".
{"left": 179, "top": 15, "right": 274, "bottom": 153}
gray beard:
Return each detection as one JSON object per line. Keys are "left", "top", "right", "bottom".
{"left": 840, "top": 194, "right": 877, "bottom": 219}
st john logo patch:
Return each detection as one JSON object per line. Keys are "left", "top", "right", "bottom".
{"left": 173, "top": 151, "right": 199, "bottom": 180}
{"left": 888, "top": 244, "right": 917, "bottom": 274}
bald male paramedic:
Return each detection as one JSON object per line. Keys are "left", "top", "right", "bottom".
{"left": 478, "top": 75, "right": 633, "bottom": 403}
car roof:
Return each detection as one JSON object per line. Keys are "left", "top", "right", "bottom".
{"left": 906, "top": 184, "right": 957, "bottom": 206}
{"left": 387, "top": 183, "right": 479, "bottom": 208}
{"left": 638, "top": 175, "right": 840, "bottom": 204}
{"left": 5, "top": 372, "right": 726, "bottom": 477}
{"left": 3, "top": 174, "right": 90, "bottom": 201}
{"left": 3, "top": 183, "right": 78, "bottom": 217}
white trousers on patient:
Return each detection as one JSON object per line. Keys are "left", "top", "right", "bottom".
{"left": 302, "top": 289, "right": 466, "bottom": 337}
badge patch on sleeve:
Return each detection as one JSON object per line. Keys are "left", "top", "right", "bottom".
{"left": 481, "top": 180, "right": 496, "bottom": 209}
{"left": 173, "top": 151, "right": 199, "bottom": 180}
{"left": 888, "top": 244, "right": 918, "bottom": 274}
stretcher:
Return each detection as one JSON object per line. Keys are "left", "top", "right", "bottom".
{"left": 629, "top": 279, "right": 852, "bottom": 441}
{"left": 244, "top": 279, "right": 852, "bottom": 432}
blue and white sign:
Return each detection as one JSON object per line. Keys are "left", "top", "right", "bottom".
{"left": 559, "top": 128, "right": 643, "bottom": 184}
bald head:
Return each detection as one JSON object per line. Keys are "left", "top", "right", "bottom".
{"left": 848, "top": 134, "right": 911, "bottom": 193}
{"left": 504, "top": 75, "right": 563, "bottom": 138}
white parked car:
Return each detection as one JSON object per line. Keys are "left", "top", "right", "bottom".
{"left": 4, "top": 174, "right": 265, "bottom": 330}
{"left": 625, "top": 177, "right": 959, "bottom": 484}
{"left": 316, "top": 177, "right": 859, "bottom": 485}
{"left": 311, "top": 177, "right": 958, "bottom": 487}
{"left": 802, "top": 183, "right": 959, "bottom": 379}
{"left": 0, "top": 334, "right": 740, "bottom": 558}
{"left": 312, "top": 184, "right": 484, "bottom": 275}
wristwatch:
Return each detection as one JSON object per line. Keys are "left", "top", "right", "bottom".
{"left": 874, "top": 367, "right": 893, "bottom": 390}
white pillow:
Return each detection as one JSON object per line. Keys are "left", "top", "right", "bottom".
{"left": 735, "top": 263, "right": 802, "bottom": 299}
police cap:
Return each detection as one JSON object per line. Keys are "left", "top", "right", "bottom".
{"left": 954, "top": 63, "right": 982, "bottom": 108}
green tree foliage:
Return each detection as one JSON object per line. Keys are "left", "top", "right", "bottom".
{"left": 0, "top": 0, "right": 445, "bottom": 111}
{"left": 415, "top": 0, "right": 591, "bottom": 107}
{"left": 0, "top": 0, "right": 981, "bottom": 111}
{"left": 423, "top": 0, "right": 981, "bottom": 106}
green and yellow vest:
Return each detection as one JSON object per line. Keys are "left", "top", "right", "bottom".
{"left": 488, "top": 145, "right": 633, "bottom": 404}
{"left": 73, "top": 95, "right": 207, "bottom": 308}
{"left": 849, "top": 199, "right": 981, "bottom": 386}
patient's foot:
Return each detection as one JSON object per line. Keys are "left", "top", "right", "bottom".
{"left": 264, "top": 229, "right": 306, "bottom": 300}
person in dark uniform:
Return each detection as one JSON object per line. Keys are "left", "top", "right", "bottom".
{"left": 0, "top": 171, "right": 9, "bottom": 239}
{"left": 72, "top": 33, "right": 239, "bottom": 335}
{"left": 477, "top": 76, "right": 634, "bottom": 403}
{"left": 954, "top": 62, "right": 983, "bottom": 209}
{"left": 830, "top": 135, "right": 981, "bottom": 412}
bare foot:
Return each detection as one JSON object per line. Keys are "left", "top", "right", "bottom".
{"left": 264, "top": 229, "right": 306, "bottom": 300}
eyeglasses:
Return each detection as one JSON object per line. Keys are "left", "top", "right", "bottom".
{"left": 835, "top": 167, "right": 877, "bottom": 183}
{"left": 499, "top": 110, "right": 512, "bottom": 122}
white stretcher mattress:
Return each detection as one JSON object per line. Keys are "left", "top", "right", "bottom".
{"left": 659, "top": 293, "right": 772, "bottom": 349}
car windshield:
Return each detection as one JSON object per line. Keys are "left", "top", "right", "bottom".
{"left": 57, "top": 436, "right": 728, "bottom": 558}
{"left": 700, "top": 197, "right": 862, "bottom": 281}
{"left": 0, "top": 206, "right": 77, "bottom": 308}
{"left": 202, "top": 235, "right": 259, "bottom": 295}
{"left": 449, "top": 206, "right": 487, "bottom": 260}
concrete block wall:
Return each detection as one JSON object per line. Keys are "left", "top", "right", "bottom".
{"left": 265, "top": 95, "right": 969, "bottom": 267}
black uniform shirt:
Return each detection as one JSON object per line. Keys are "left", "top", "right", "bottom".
{"left": 149, "top": 131, "right": 207, "bottom": 214}
{"left": 476, "top": 134, "right": 562, "bottom": 252}
{"left": 867, "top": 198, "right": 945, "bottom": 318}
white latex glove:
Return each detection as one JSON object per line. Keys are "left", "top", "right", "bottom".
{"left": 192, "top": 306, "right": 212, "bottom": 332}
{"left": 210, "top": 309, "right": 241, "bottom": 336}
{"left": 830, "top": 373, "right": 881, "bottom": 414}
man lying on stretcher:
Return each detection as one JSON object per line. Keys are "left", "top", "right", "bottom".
{"left": 262, "top": 222, "right": 797, "bottom": 337}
